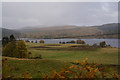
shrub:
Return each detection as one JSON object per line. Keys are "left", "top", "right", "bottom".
{"left": 34, "top": 54, "right": 42, "bottom": 59}
{"left": 70, "top": 40, "right": 75, "bottom": 43}
{"left": 31, "top": 41, "right": 33, "bottom": 43}
{"left": 106, "top": 44, "right": 111, "bottom": 47}
{"left": 42, "top": 58, "right": 120, "bottom": 79}
{"left": 39, "top": 40, "right": 44, "bottom": 43}
{"left": 35, "top": 40, "right": 37, "bottom": 43}
{"left": 76, "top": 40, "right": 85, "bottom": 44}
{"left": 29, "top": 54, "right": 42, "bottom": 59}
{"left": 59, "top": 41, "right": 61, "bottom": 44}
{"left": 28, "top": 52, "right": 32, "bottom": 55}
{"left": 26, "top": 40, "right": 30, "bottom": 42}
{"left": 28, "top": 52, "right": 32, "bottom": 58}
{"left": 99, "top": 41, "right": 106, "bottom": 47}
{"left": 2, "top": 40, "right": 28, "bottom": 58}
{"left": 62, "top": 42, "right": 65, "bottom": 44}
{"left": 21, "top": 72, "right": 32, "bottom": 79}
{"left": 2, "top": 41, "right": 16, "bottom": 57}
{"left": 66, "top": 40, "right": 76, "bottom": 44}
{"left": 16, "top": 40, "right": 28, "bottom": 58}
{"left": 92, "top": 43, "right": 98, "bottom": 47}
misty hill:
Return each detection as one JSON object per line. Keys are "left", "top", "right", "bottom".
{"left": 2, "top": 28, "right": 21, "bottom": 38}
{"left": 96, "top": 23, "right": 119, "bottom": 34}
{"left": 19, "top": 25, "right": 78, "bottom": 33}
{"left": 3, "top": 23, "right": 119, "bottom": 39}
{"left": 17, "top": 23, "right": 119, "bottom": 39}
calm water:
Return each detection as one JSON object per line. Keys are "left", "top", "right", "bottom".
{"left": 21, "top": 38, "right": 120, "bottom": 48}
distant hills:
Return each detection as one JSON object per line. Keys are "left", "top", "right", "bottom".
{"left": 2, "top": 28, "right": 21, "bottom": 38}
{"left": 2, "top": 23, "right": 120, "bottom": 39}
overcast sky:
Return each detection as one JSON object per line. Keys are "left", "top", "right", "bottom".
{"left": 2, "top": 2, "right": 118, "bottom": 29}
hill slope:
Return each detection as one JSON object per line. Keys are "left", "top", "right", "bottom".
{"left": 2, "top": 28, "right": 21, "bottom": 38}
{"left": 17, "top": 23, "right": 119, "bottom": 39}
{"left": 2, "top": 23, "right": 119, "bottom": 39}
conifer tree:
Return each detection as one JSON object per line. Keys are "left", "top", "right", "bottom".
{"left": 10, "top": 34, "right": 15, "bottom": 41}
{"left": 2, "top": 37, "right": 9, "bottom": 47}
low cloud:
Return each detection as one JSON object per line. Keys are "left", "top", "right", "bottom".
{"left": 2, "top": 2, "right": 118, "bottom": 29}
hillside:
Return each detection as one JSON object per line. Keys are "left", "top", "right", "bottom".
{"left": 2, "top": 23, "right": 119, "bottom": 39}
{"left": 19, "top": 25, "right": 78, "bottom": 33}
{"left": 2, "top": 28, "right": 21, "bottom": 38}
{"left": 17, "top": 23, "right": 119, "bottom": 39}
{"left": 96, "top": 23, "right": 119, "bottom": 34}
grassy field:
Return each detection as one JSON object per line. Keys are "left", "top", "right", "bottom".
{"left": 27, "top": 43, "right": 118, "bottom": 65}
{"left": 2, "top": 42, "right": 119, "bottom": 78}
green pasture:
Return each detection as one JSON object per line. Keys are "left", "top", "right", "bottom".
{"left": 27, "top": 43, "right": 118, "bottom": 65}
{"left": 2, "top": 42, "right": 119, "bottom": 78}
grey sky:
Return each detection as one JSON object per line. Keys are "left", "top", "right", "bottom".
{"left": 2, "top": 2, "right": 118, "bottom": 29}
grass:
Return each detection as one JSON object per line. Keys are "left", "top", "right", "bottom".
{"left": 2, "top": 42, "right": 119, "bottom": 78}
{"left": 27, "top": 43, "right": 118, "bottom": 65}
{"left": 3, "top": 57, "right": 70, "bottom": 78}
